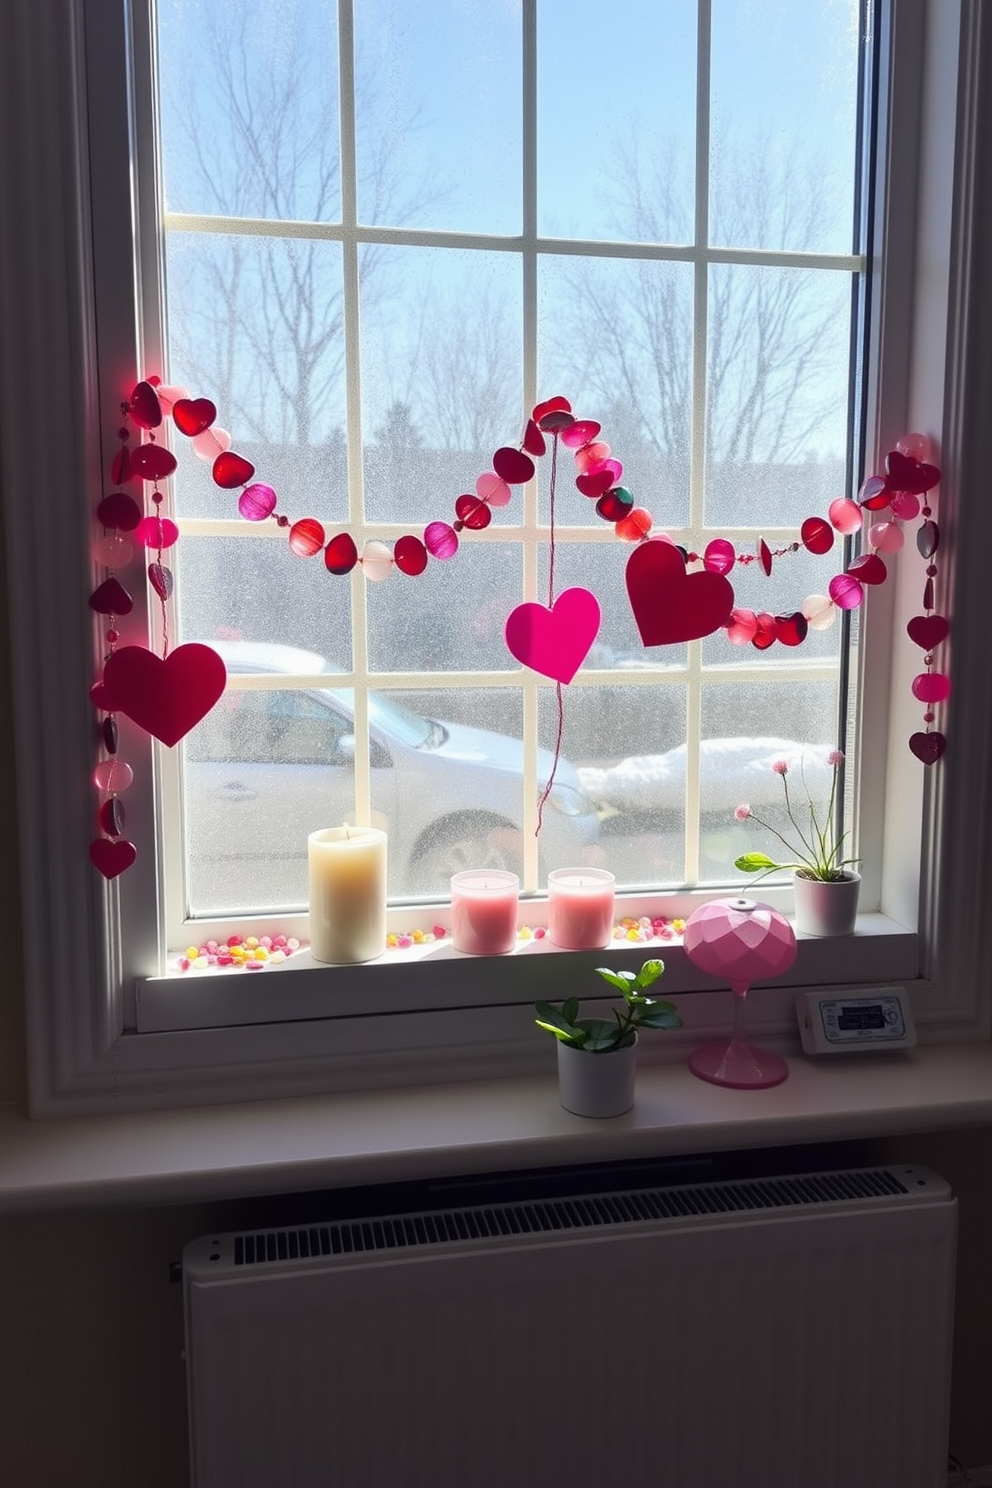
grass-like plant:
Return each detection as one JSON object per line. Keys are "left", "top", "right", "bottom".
{"left": 535, "top": 958, "right": 682, "bottom": 1053}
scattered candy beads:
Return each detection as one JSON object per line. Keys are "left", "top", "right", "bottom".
{"left": 176, "top": 932, "right": 303, "bottom": 972}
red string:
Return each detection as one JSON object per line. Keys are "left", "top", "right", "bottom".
{"left": 536, "top": 434, "right": 564, "bottom": 833}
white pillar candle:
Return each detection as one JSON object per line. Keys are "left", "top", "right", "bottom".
{"left": 547, "top": 867, "right": 616, "bottom": 950}
{"left": 308, "top": 826, "right": 387, "bottom": 964}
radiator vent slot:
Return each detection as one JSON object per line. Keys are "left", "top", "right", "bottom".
{"left": 231, "top": 1165, "right": 908, "bottom": 1266}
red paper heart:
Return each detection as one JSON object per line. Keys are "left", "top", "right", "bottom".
{"left": 103, "top": 643, "right": 227, "bottom": 747}
{"left": 909, "top": 730, "right": 946, "bottom": 764}
{"left": 89, "top": 837, "right": 137, "bottom": 879}
{"left": 89, "top": 577, "right": 133, "bottom": 616}
{"left": 907, "top": 614, "right": 949, "bottom": 650}
{"left": 129, "top": 380, "right": 162, "bottom": 430}
{"left": 97, "top": 492, "right": 142, "bottom": 531}
{"left": 131, "top": 442, "right": 177, "bottom": 481}
{"left": 885, "top": 449, "right": 940, "bottom": 494}
{"left": 504, "top": 587, "right": 601, "bottom": 684}
{"left": 492, "top": 447, "right": 536, "bottom": 485}
{"left": 212, "top": 451, "right": 255, "bottom": 488}
{"left": 625, "top": 539, "right": 735, "bottom": 646}
{"left": 173, "top": 397, "right": 217, "bottom": 436}
{"left": 90, "top": 679, "right": 119, "bottom": 712}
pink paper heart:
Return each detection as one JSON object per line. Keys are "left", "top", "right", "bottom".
{"left": 626, "top": 538, "right": 735, "bottom": 646}
{"left": 909, "top": 731, "right": 946, "bottom": 764}
{"left": 102, "top": 643, "right": 227, "bottom": 747}
{"left": 89, "top": 837, "right": 137, "bottom": 880}
{"left": 504, "top": 587, "right": 601, "bottom": 685}
{"left": 907, "top": 614, "right": 949, "bottom": 650}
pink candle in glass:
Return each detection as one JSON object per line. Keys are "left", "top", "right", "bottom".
{"left": 547, "top": 868, "right": 616, "bottom": 950}
{"left": 450, "top": 870, "right": 520, "bottom": 955}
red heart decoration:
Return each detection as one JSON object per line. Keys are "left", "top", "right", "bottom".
{"left": 89, "top": 837, "right": 137, "bottom": 880}
{"left": 148, "top": 562, "right": 174, "bottom": 600}
{"left": 504, "top": 587, "right": 601, "bottom": 685}
{"left": 97, "top": 492, "right": 142, "bottom": 531}
{"left": 775, "top": 611, "right": 808, "bottom": 647}
{"left": 454, "top": 494, "right": 491, "bottom": 530}
{"left": 576, "top": 469, "right": 615, "bottom": 498}
{"left": 847, "top": 553, "right": 887, "bottom": 585}
{"left": 129, "top": 380, "right": 162, "bottom": 430}
{"left": 394, "top": 535, "right": 428, "bottom": 575}
{"left": 173, "top": 397, "right": 217, "bottom": 436}
{"left": 325, "top": 532, "right": 358, "bottom": 575}
{"left": 907, "top": 614, "right": 949, "bottom": 650}
{"left": 625, "top": 539, "right": 735, "bottom": 646}
{"left": 492, "top": 447, "right": 536, "bottom": 485}
{"left": 131, "top": 442, "right": 178, "bottom": 481}
{"left": 213, "top": 451, "right": 255, "bottom": 488}
{"left": 752, "top": 613, "right": 778, "bottom": 650}
{"left": 90, "top": 679, "right": 119, "bottom": 712}
{"left": 522, "top": 419, "right": 547, "bottom": 456}
{"left": 103, "top": 643, "right": 227, "bottom": 747}
{"left": 532, "top": 396, "right": 572, "bottom": 425}
{"left": 885, "top": 449, "right": 940, "bottom": 494}
{"left": 136, "top": 515, "right": 180, "bottom": 549}
{"left": 89, "top": 577, "right": 133, "bottom": 616}
{"left": 909, "top": 731, "right": 946, "bottom": 764}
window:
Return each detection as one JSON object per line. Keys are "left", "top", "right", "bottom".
{"left": 2, "top": 0, "right": 990, "bottom": 1115}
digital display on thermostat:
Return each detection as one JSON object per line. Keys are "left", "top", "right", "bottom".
{"left": 837, "top": 1004, "right": 885, "bottom": 1030}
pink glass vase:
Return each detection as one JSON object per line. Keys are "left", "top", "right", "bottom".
{"left": 682, "top": 897, "right": 798, "bottom": 1089}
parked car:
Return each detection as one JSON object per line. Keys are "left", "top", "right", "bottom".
{"left": 181, "top": 642, "right": 602, "bottom": 913}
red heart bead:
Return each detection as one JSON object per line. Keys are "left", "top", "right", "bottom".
{"left": 288, "top": 518, "right": 325, "bottom": 557}
{"left": 885, "top": 449, "right": 940, "bottom": 495}
{"left": 800, "top": 517, "right": 834, "bottom": 555}
{"left": 103, "top": 643, "right": 227, "bottom": 747}
{"left": 148, "top": 562, "right": 174, "bottom": 600}
{"left": 98, "top": 797, "right": 126, "bottom": 837}
{"left": 596, "top": 488, "right": 634, "bottom": 522}
{"left": 454, "top": 494, "right": 491, "bottom": 529}
{"left": 173, "top": 397, "right": 217, "bottom": 436}
{"left": 626, "top": 539, "right": 735, "bottom": 646}
{"left": 97, "top": 492, "right": 142, "bottom": 531}
{"left": 212, "top": 451, "right": 256, "bottom": 488}
{"left": 846, "top": 553, "right": 887, "bottom": 584}
{"left": 394, "top": 535, "right": 428, "bottom": 575}
{"left": 129, "top": 381, "right": 162, "bottom": 430}
{"left": 492, "top": 447, "right": 536, "bottom": 485}
{"left": 131, "top": 442, "right": 178, "bottom": 481}
{"left": 576, "top": 469, "right": 615, "bottom": 498}
{"left": 775, "top": 611, "right": 809, "bottom": 647}
{"left": 561, "top": 419, "right": 602, "bottom": 449}
{"left": 89, "top": 837, "right": 137, "bottom": 879}
{"left": 751, "top": 613, "right": 778, "bottom": 650}
{"left": 136, "top": 515, "right": 180, "bottom": 549}
{"left": 909, "top": 731, "right": 946, "bottom": 764}
{"left": 531, "top": 395, "right": 572, "bottom": 425}
{"left": 89, "top": 577, "right": 133, "bottom": 616}
{"left": 907, "top": 614, "right": 949, "bottom": 650}
{"left": 522, "top": 419, "right": 547, "bottom": 456}
{"left": 324, "top": 532, "right": 358, "bottom": 575}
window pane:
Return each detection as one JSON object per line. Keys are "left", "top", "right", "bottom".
{"left": 354, "top": 0, "right": 521, "bottom": 234}
{"left": 367, "top": 544, "right": 520, "bottom": 674}
{"left": 710, "top": 0, "right": 861, "bottom": 254}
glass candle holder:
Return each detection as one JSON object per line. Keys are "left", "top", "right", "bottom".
{"left": 308, "top": 826, "right": 387, "bottom": 964}
{"left": 450, "top": 869, "right": 520, "bottom": 955}
{"left": 547, "top": 867, "right": 616, "bottom": 950}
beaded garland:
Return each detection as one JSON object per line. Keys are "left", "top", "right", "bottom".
{"left": 90, "top": 377, "right": 948, "bottom": 882}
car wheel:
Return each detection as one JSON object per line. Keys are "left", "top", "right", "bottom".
{"left": 411, "top": 814, "right": 522, "bottom": 895}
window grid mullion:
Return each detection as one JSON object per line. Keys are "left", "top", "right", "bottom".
{"left": 519, "top": 0, "right": 540, "bottom": 890}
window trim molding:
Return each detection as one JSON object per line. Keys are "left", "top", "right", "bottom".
{"left": 3, "top": 0, "right": 990, "bottom": 1118}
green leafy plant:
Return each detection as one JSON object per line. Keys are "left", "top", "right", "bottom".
{"left": 535, "top": 959, "right": 682, "bottom": 1053}
{"left": 733, "top": 750, "right": 860, "bottom": 883}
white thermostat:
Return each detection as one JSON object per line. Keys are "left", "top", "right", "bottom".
{"left": 797, "top": 987, "right": 916, "bottom": 1055}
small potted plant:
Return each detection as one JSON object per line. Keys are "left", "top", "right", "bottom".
{"left": 733, "top": 749, "right": 861, "bottom": 936}
{"left": 535, "top": 959, "right": 682, "bottom": 1117}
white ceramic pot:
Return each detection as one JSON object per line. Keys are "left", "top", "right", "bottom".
{"left": 556, "top": 1034, "right": 637, "bottom": 1118}
{"left": 792, "top": 870, "right": 861, "bottom": 936}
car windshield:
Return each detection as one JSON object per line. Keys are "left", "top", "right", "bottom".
{"left": 322, "top": 684, "right": 436, "bottom": 750}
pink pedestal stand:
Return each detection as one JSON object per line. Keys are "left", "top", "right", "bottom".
{"left": 683, "top": 897, "right": 798, "bottom": 1089}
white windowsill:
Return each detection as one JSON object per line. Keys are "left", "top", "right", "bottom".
{"left": 1, "top": 1041, "right": 991, "bottom": 1216}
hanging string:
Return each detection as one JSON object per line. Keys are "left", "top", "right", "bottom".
{"left": 536, "top": 433, "right": 564, "bottom": 832}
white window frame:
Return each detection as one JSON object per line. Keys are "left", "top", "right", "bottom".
{"left": 2, "top": 0, "right": 991, "bottom": 1118}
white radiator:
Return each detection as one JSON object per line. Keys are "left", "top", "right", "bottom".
{"left": 183, "top": 1164, "right": 957, "bottom": 1488}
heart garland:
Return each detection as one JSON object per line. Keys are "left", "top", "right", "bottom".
{"left": 897, "top": 436, "right": 949, "bottom": 765}
{"left": 88, "top": 380, "right": 226, "bottom": 878}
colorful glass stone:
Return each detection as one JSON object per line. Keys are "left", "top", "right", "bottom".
{"left": 615, "top": 507, "right": 652, "bottom": 541}
{"left": 424, "top": 521, "right": 459, "bottom": 559}
{"left": 102, "top": 715, "right": 119, "bottom": 755}
{"left": 561, "top": 419, "right": 602, "bottom": 449}
{"left": 394, "top": 535, "right": 428, "bottom": 575}
{"left": 97, "top": 492, "right": 142, "bottom": 531}
{"left": 576, "top": 469, "right": 616, "bottom": 498}
{"left": 703, "top": 538, "right": 736, "bottom": 575}
{"left": 148, "top": 562, "right": 174, "bottom": 600}
{"left": 454, "top": 493, "right": 492, "bottom": 529}
{"left": 288, "top": 518, "right": 325, "bottom": 557}
{"left": 595, "top": 489, "right": 633, "bottom": 521}
{"left": 130, "top": 442, "right": 177, "bottom": 481}
{"left": 238, "top": 483, "right": 278, "bottom": 521}
{"left": 895, "top": 431, "right": 933, "bottom": 462}
{"left": 726, "top": 608, "right": 759, "bottom": 645}
{"left": 751, "top": 613, "right": 778, "bottom": 650}
{"left": 99, "top": 796, "right": 126, "bottom": 836}
{"left": 93, "top": 758, "right": 134, "bottom": 794}
{"left": 583, "top": 459, "right": 624, "bottom": 488}
{"left": 324, "top": 532, "right": 358, "bottom": 575}
{"left": 917, "top": 520, "right": 940, "bottom": 558}
{"left": 828, "top": 572, "right": 864, "bottom": 609}
{"left": 492, "top": 447, "right": 536, "bottom": 484}
{"left": 775, "top": 612, "right": 808, "bottom": 647}
{"left": 800, "top": 517, "right": 834, "bottom": 555}
{"left": 476, "top": 472, "right": 512, "bottom": 508}
{"left": 89, "top": 577, "right": 133, "bottom": 616}
{"left": 173, "top": 397, "right": 217, "bottom": 436}
{"left": 361, "top": 540, "right": 394, "bottom": 581}
{"left": 858, "top": 474, "right": 891, "bottom": 509}
{"left": 93, "top": 534, "right": 133, "bottom": 568}
{"left": 847, "top": 553, "right": 887, "bottom": 584}
{"left": 192, "top": 426, "right": 231, "bottom": 461}
{"left": 574, "top": 442, "right": 612, "bottom": 474}
{"left": 911, "top": 671, "right": 951, "bottom": 703}
{"left": 128, "top": 380, "right": 163, "bottom": 430}
{"left": 889, "top": 491, "right": 920, "bottom": 521}
{"left": 136, "top": 515, "right": 179, "bottom": 549}
{"left": 802, "top": 594, "right": 835, "bottom": 631}
{"left": 828, "top": 497, "right": 863, "bottom": 535}
{"left": 868, "top": 521, "right": 904, "bottom": 552}
{"left": 212, "top": 451, "right": 256, "bottom": 488}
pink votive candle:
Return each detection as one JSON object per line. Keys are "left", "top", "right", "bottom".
{"left": 547, "top": 868, "right": 616, "bottom": 950}
{"left": 450, "top": 870, "right": 520, "bottom": 955}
